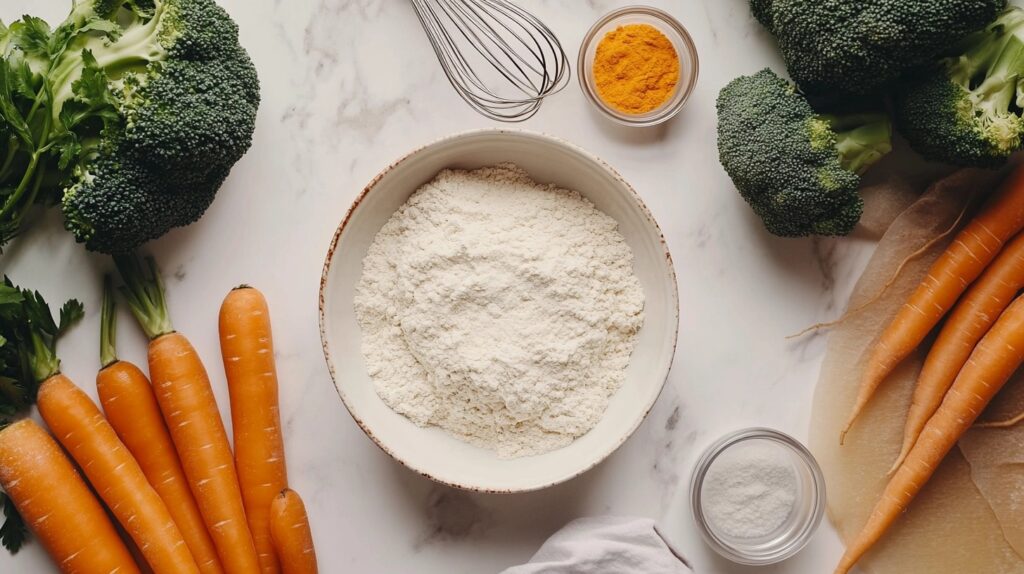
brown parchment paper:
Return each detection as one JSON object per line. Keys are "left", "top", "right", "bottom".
{"left": 809, "top": 169, "right": 1024, "bottom": 573}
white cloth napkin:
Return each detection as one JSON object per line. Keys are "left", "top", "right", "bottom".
{"left": 501, "top": 516, "right": 693, "bottom": 574}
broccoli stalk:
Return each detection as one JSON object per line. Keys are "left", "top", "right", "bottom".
{"left": 896, "top": 7, "right": 1024, "bottom": 166}
{"left": 822, "top": 114, "right": 896, "bottom": 175}
{"left": 717, "top": 69, "right": 892, "bottom": 237}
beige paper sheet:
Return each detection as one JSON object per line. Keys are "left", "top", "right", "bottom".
{"left": 809, "top": 168, "right": 1024, "bottom": 573}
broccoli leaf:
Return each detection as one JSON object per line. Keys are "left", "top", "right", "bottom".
{"left": 0, "top": 492, "right": 28, "bottom": 554}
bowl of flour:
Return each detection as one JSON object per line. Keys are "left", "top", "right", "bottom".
{"left": 320, "top": 129, "right": 679, "bottom": 492}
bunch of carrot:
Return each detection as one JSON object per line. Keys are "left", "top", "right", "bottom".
{"left": 0, "top": 257, "right": 319, "bottom": 574}
{"left": 835, "top": 165, "right": 1024, "bottom": 574}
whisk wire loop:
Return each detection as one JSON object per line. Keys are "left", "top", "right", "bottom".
{"left": 411, "top": 0, "right": 570, "bottom": 122}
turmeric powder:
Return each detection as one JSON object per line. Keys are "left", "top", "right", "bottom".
{"left": 594, "top": 24, "right": 680, "bottom": 115}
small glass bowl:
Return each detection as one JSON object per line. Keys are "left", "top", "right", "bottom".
{"left": 690, "top": 428, "right": 826, "bottom": 565}
{"left": 578, "top": 6, "right": 699, "bottom": 127}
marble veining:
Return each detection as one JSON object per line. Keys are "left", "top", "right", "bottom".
{"left": 0, "top": 0, "right": 906, "bottom": 572}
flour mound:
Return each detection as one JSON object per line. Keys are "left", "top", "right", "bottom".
{"left": 354, "top": 163, "right": 646, "bottom": 458}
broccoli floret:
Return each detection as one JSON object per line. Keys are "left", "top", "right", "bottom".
{"left": 894, "top": 7, "right": 1024, "bottom": 168}
{"left": 750, "top": 0, "right": 775, "bottom": 32}
{"left": 756, "top": 0, "right": 1007, "bottom": 95}
{"left": 0, "top": 0, "right": 259, "bottom": 253}
{"left": 717, "top": 69, "right": 893, "bottom": 237}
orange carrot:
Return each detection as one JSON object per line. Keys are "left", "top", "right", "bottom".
{"left": 269, "top": 489, "right": 318, "bottom": 574}
{"left": 117, "top": 255, "right": 260, "bottom": 574}
{"left": 891, "top": 231, "right": 1024, "bottom": 472}
{"left": 97, "top": 279, "right": 226, "bottom": 574}
{"left": 37, "top": 374, "right": 200, "bottom": 574}
{"left": 0, "top": 419, "right": 141, "bottom": 574}
{"left": 220, "top": 286, "right": 288, "bottom": 574}
{"left": 843, "top": 165, "right": 1024, "bottom": 441}
{"left": 835, "top": 294, "right": 1024, "bottom": 574}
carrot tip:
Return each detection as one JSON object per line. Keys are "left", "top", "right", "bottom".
{"left": 232, "top": 284, "right": 254, "bottom": 291}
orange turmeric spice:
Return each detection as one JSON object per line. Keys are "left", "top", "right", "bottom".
{"left": 594, "top": 24, "right": 680, "bottom": 115}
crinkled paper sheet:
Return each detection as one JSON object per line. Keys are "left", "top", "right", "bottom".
{"left": 810, "top": 168, "right": 1024, "bottom": 573}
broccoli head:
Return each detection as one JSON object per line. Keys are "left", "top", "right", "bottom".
{"left": 0, "top": 0, "right": 259, "bottom": 253}
{"left": 755, "top": 0, "right": 1007, "bottom": 95}
{"left": 894, "top": 7, "right": 1024, "bottom": 168}
{"left": 717, "top": 69, "right": 893, "bottom": 237}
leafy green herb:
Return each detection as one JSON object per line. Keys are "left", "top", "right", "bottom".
{"left": 2, "top": 0, "right": 260, "bottom": 254}
{"left": 0, "top": 7, "right": 126, "bottom": 252}
{"left": 0, "top": 278, "right": 79, "bottom": 556}
{"left": 0, "top": 491, "right": 27, "bottom": 554}
{"left": 0, "top": 277, "right": 82, "bottom": 415}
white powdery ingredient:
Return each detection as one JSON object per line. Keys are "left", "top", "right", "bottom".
{"left": 702, "top": 442, "right": 798, "bottom": 539}
{"left": 353, "top": 163, "right": 645, "bottom": 458}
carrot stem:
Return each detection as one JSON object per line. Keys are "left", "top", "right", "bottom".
{"left": 100, "top": 275, "right": 119, "bottom": 369}
{"left": 115, "top": 254, "right": 260, "bottom": 574}
{"left": 115, "top": 255, "right": 173, "bottom": 339}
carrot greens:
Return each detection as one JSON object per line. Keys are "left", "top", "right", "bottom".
{"left": 0, "top": 491, "right": 26, "bottom": 554}
{"left": 0, "top": 278, "right": 82, "bottom": 555}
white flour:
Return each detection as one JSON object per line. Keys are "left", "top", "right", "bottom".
{"left": 701, "top": 442, "right": 798, "bottom": 539}
{"left": 354, "top": 163, "right": 645, "bottom": 458}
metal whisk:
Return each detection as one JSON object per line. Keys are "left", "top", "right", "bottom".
{"left": 411, "top": 0, "right": 570, "bottom": 122}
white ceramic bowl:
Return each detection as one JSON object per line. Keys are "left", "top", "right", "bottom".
{"left": 320, "top": 129, "right": 679, "bottom": 492}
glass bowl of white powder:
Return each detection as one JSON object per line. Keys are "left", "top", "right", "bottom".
{"left": 690, "top": 428, "right": 825, "bottom": 565}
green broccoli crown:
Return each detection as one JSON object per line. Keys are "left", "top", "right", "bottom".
{"left": 895, "top": 7, "right": 1024, "bottom": 167}
{"left": 717, "top": 68, "right": 892, "bottom": 237}
{"left": 758, "top": 0, "right": 1007, "bottom": 95}
{"left": 62, "top": 133, "right": 231, "bottom": 253}
{"left": 5, "top": 0, "right": 259, "bottom": 253}
{"left": 750, "top": 0, "right": 775, "bottom": 32}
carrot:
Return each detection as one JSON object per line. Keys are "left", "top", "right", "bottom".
{"left": 842, "top": 165, "right": 1024, "bottom": 442}
{"left": 220, "top": 286, "right": 288, "bottom": 574}
{"left": 97, "top": 278, "right": 226, "bottom": 574}
{"left": 269, "top": 489, "right": 318, "bottom": 574}
{"left": 116, "top": 255, "right": 260, "bottom": 574}
{"left": 835, "top": 293, "right": 1024, "bottom": 574}
{"left": 37, "top": 374, "right": 200, "bottom": 574}
{"left": 889, "top": 231, "right": 1024, "bottom": 473}
{"left": 0, "top": 419, "right": 141, "bottom": 574}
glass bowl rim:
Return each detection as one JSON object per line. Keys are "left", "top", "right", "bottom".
{"left": 689, "top": 427, "right": 827, "bottom": 565}
{"left": 577, "top": 5, "right": 700, "bottom": 127}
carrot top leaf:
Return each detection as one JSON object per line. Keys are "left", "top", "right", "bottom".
{"left": 0, "top": 491, "right": 27, "bottom": 554}
{"left": 114, "top": 254, "right": 173, "bottom": 340}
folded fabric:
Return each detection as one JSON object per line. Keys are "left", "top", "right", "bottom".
{"left": 501, "top": 516, "right": 693, "bottom": 574}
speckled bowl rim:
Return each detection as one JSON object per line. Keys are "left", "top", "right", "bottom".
{"left": 319, "top": 128, "right": 680, "bottom": 493}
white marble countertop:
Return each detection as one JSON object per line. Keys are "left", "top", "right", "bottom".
{"left": 0, "top": 0, "right": 883, "bottom": 572}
